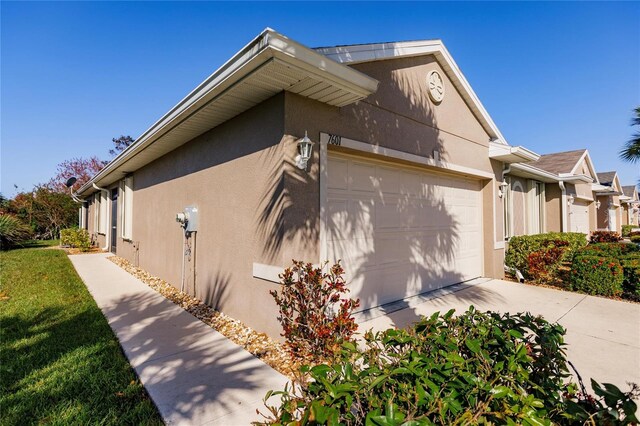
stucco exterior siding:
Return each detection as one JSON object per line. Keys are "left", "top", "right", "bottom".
{"left": 284, "top": 53, "right": 504, "bottom": 280}
{"left": 117, "top": 93, "right": 295, "bottom": 337}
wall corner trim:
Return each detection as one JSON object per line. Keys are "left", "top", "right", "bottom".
{"left": 252, "top": 263, "right": 282, "bottom": 283}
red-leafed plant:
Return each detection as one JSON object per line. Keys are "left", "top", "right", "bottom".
{"left": 527, "top": 241, "right": 569, "bottom": 283}
{"left": 590, "top": 231, "right": 622, "bottom": 243}
{"left": 270, "top": 260, "right": 359, "bottom": 362}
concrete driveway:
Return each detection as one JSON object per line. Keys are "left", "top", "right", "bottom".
{"left": 356, "top": 278, "right": 640, "bottom": 391}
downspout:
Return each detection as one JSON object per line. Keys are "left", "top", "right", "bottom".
{"left": 93, "top": 183, "right": 110, "bottom": 251}
{"left": 559, "top": 181, "right": 567, "bottom": 232}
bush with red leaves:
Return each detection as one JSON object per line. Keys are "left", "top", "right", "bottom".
{"left": 270, "top": 261, "right": 359, "bottom": 362}
{"left": 589, "top": 230, "right": 622, "bottom": 243}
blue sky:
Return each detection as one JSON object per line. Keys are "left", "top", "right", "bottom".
{"left": 2, "top": 1, "right": 639, "bottom": 196}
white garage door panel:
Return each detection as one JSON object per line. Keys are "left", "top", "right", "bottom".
{"left": 571, "top": 201, "right": 589, "bottom": 234}
{"left": 326, "top": 153, "right": 483, "bottom": 311}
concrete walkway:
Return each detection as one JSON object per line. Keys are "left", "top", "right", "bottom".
{"left": 69, "top": 253, "right": 288, "bottom": 426}
{"left": 356, "top": 279, "right": 640, "bottom": 391}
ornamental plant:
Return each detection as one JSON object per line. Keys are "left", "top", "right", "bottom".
{"left": 527, "top": 241, "right": 569, "bottom": 283}
{"left": 60, "top": 228, "right": 92, "bottom": 252}
{"left": 256, "top": 307, "right": 639, "bottom": 425}
{"left": 590, "top": 230, "right": 622, "bottom": 243}
{"left": 505, "top": 232, "right": 587, "bottom": 279}
{"left": 570, "top": 255, "right": 624, "bottom": 296}
{"left": 270, "top": 261, "right": 359, "bottom": 362}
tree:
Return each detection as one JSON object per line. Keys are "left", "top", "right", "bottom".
{"left": 6, "top": 187, "right": 77, "bottom": 239}
{"left": 619, "top": 106, "right": 640, "bottom": 163}
{"left": 47, "top": 156, "right": 104, "bottom": 193}
{"left": 109, "top": 135, "right": 135, "bottom": 157}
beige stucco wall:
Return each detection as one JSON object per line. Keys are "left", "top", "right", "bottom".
{"left": 284, "top": 54, "right": 504, "bottom": 280}
{"left": 108, "top": 93, "right": 294, "bottom": 337}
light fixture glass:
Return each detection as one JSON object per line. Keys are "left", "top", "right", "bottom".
{"left": 498, "top": 180, "right": 509, "bottom": 198}
{"left": 567, "top": 194, "right": 574, "bottom": 205}
{"left": 595, "top": 200, "right": 601, "bottom": 209}
{"left": 295, "top": 131, "right": 314, "bottom": 170}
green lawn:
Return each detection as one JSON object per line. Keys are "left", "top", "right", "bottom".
{"left": 0, "top": 243, "right": 163, "bottom": 425}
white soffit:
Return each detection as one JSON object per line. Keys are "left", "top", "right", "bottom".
{"left": 78, "top": 28, "right": 379, "bottom": 196}
{"left": 488, "top": 142, "right": 540, "bottom": 163}
{"left": 315, "top": 40, "right": 509, "bottom": 145}
{"left": 509, "top": 163, "right": 559, "bottom": 183}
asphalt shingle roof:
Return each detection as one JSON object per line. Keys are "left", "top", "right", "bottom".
{"left": 596, "top": 172, "right": 617, "bottom": 186}
{"left": 622, "top": 185, "right": 638, "bottom": 198}
{"left": 530, "top": 149, "right": 586, "bottom": 175}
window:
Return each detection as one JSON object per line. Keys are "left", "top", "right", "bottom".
{"left": 94, "top": 194, "right": 100, "bottom": 232}
{"left": 120, "top": 176, "right": 133, "bottom": 240}
{"left": 99, "top": 191, "right": 108, "bottom": 234}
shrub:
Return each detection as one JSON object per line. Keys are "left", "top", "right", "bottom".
{"left": 0, "top": 214, "right": 32, "bottom": 249}
{"left": 60, "top": 228, "right": 91, "bottom": 252}
{"left": 270, "top": 261, "right": 359, "bottom": 362}
{"left": 574, "top": 242, "right": 639, "bottom": 258}
{"left": 527, "top": 241, "right": 569, "bottom": 283}
{"left": 632, "top": 235, "right": 640, "bottom": 244}
{"left": 622, "top": 224, "right": 636, "bottom": 237}
{"left": 590, "top": 230, "right": 622, "bottom": 243}
{"left": 257, "top": 307, "right": 639, "bottom": 425}
{"left": 505, "top": 232, "right": 587, "bottom": 279}
{"left": 621, "top": 255, "right": 640, "bottom": 299}
{"left": 570, "top": 255, "right": 624, "bottom": 296}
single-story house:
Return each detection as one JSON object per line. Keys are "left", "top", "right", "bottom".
{"left": 621, "top": 185, "right": 639, "bottom": 227}
{"left": 503, "top": 149, "right": 598, "bottom": 238}
{"left": 75, "top": 29, "right": 541, "bottom": 337}
{"left": 594, "top": 171, "right": 623, "bottom": 233}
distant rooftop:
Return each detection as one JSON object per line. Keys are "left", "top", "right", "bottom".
{"left": 530, "top": 149, "right": 586, "bottom": 175}
{"left": 597, "top": 171, "right": 617, "bottom": 186}
{"left": 622, "top": 185, "right": 638, "bottom": 198}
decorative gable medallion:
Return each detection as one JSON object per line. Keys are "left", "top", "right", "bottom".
{"left": 427, "top": 70, "right": 445, "bottom": 103}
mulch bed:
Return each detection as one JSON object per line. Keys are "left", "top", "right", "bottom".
{"left": 106, "top": 255, "right": 300, "bottom": 379}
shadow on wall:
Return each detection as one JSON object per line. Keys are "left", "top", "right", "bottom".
{"left": 101, "top": 291, "right": 269, "bottom": 424}
{"left": 257, "top": 60, "right": 480, "bottom": 328}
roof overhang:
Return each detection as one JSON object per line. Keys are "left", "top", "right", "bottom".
{"left": 592, "top": 183, "right": 621, "bottom": 196}
{"left": 569, "top": 150, "right": 599, "bottom": 183}
{"left": 509, "top": 163, "right": 559, "bottom": 183}
{"left": 315, "top": 40, "right": 510, "bottom": 145}
{"left": 558, "top": 173, "right": 593, "bottom": 184}
{"left": 77, "top": 28, "right": 379, "bottom": 197}
{"left": 489, "top": 142, "right": 540, "bottom": 163}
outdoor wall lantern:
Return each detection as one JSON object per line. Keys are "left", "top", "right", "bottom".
{"left": 595, "top": 200, "right": 602, "bottom": 209}
{"left": 567, "top": 194, "right": 575, "bottom": 206}
{"left": 498, "top": 181, "right": 509, "bottom": 199}
{"left": 295, "top": 131, "right": 314, "bottom": 170}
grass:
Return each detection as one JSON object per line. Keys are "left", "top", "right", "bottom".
{"left": 0, "top": 243, "right": 163, "bottom": 425}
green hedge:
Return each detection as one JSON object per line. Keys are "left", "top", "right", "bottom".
{"left": 60, "top": 228, "right": 91, "bottom": 252}
{"left": 622, "top": 225, "right": 635, "bottom": 237}
{"left": 621, "top": 255, "right": 640, "bottom": 299}
{"left": 505, "top": 232, "right": 588, "bottom": 279}
{"left": 258, "top": 307, "right": 639, "bottom": 425}
{"left": 570, "top": 255, "right": 624, "bottom": 296}
{"left": 574, "top": 242, "right": 639, "bottom": 258}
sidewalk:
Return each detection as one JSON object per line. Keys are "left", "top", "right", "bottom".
{"left": 69, "top": 253, "right": 288, "bottom": 426}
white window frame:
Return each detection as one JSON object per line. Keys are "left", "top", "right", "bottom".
{"left": 98, "top": 191, "right": 108, "bottom": 234}
{"left": 503, "top": 176, "right": 512, "bottom": 240}
{"left": 93, "top": 194, "right": 100, "bottom": 232}
{"left": 120, "top": 176, "right": 133, "bottom": 240}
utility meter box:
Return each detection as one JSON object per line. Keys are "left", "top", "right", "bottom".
{"left": 184, "top": 205, "right": 198, "bottom": 233}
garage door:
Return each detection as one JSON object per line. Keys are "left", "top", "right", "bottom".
{"left": 571, "top": 201, "right": 590, "bottom": 234}
{"left": 326, "top": 153, "right": 483, "bottom": 311}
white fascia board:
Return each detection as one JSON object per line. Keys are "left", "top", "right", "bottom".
{"left": 316, "top": 40, "right": 509, "bottom": 146}
{"left": 489, "top": 142, "right": 540, "bottom": 163}
{"left": 510, "top": 163, "right": 560, "bottom": 182}
{"left": 558, "top": 173, "right": 593, "bottom": 184}
{"left": 76, "top": 29, "right": 379, "bottom": 197}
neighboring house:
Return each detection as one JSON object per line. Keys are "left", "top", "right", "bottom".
{"left": 503, "top": 149, "right": 598, "bottom": 238}
{"left": 75, "top": 29, "right": 541, "bottom": 337}
{"left": 620, "top": 185, "right": 639, "bottom": 227}
{"left": 594, "top": 172, "right": 623, "bottom": 233}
